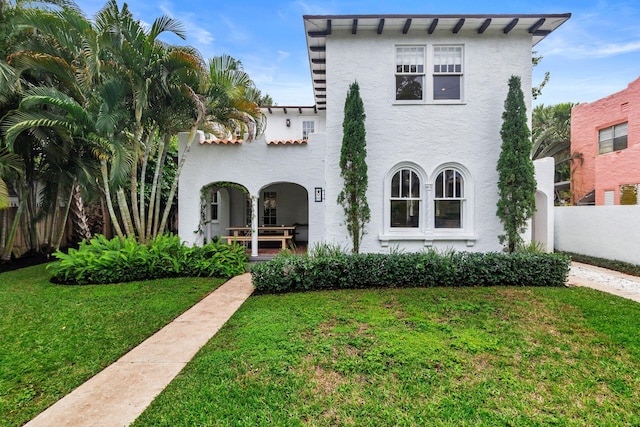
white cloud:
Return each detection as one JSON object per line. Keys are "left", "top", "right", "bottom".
{"left": 157, "top": 1, "right": 214, "bottom": 46}
{"left": 277, "top": 50, "right": 291, "bottom": 61}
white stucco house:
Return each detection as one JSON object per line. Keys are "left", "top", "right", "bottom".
{"left": 178, "top": 13, "right": 570, "bottom": 256}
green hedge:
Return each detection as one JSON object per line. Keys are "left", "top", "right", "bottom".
{"left": 251, "top": 251, "right": 571, "bottom": 294}
{"left": 47, "top": 234, "right": 247, "bottom": 285}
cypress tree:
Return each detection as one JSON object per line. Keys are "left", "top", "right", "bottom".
{"left": 337, "top": 81, "right": 370, "bottom": 254}
{"left": 496, "top": 75, "right": 537, "bottom": 252}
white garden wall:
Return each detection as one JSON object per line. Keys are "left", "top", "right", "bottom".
{"left": 555, "top": 205, "right": 640, "bottom": 264}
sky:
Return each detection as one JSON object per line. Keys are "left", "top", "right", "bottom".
{"left": 72, "top": 0, "right": 640, "bottom": 107}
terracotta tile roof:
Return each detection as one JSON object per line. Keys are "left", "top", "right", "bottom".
{"left": 267, "top": 139, "right": 308, "bottom": 145}
{"left": 200, "top": 139, "right": 243, "bottom": 145}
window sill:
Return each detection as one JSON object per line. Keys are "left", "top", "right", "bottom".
{"left": 392, "top": 100, "right": 466, "bottom": 106}
{"left": 378, "top": 232, "right": 477, "bottom": 248}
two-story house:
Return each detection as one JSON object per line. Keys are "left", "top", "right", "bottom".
{"left": 571, "top": 76, "right": 640, "bottom": 206}
{"left": 178, "top": 13, "right": 570, "bottom": 256}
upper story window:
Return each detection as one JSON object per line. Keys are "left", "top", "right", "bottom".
{"left": 599, "top": 122, "right": 628, "bottom": 154}
{"left": 302, "top": 120, "right": 315, "bottom": 140}
{"left": 433, "top": 46, "right": 463, "bottom": 101}
{"left": 390, "top": 168, "right": 421, "bottom": 228}
{"left": 395, "top": 46, "right": 425, "bottom": 101}
{"left": 434, "top": 169, "right": 464, "bottom": 228}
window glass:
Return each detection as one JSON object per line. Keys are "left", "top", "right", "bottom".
{"left": 302, "top": 121, "right": 315, "bottom": 140}
{"left": 599, "top": 122, "right": 628, "bottom": 154}
{"left": 395, "top": 46, "right": 424, "bottom": 101}
{"left": 262, "top": 191, "right": 276, "bottom": 225}
{"left": 433, "top": 46, "right": 462, "bottom": 101}
{"left": 434, "top": 169, "right": 464, "bottom": 229}
{"left": 390, "top": 168, "right": 421, "bottom": 228}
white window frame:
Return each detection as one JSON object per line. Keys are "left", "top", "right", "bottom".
{"left": 390, "top": 168, "right": 422, "bottom": 229}
{"left": 433, "top": 168, "right": 465, "bottom": 229}
{"left": 394, "top": 45, "right": 425, "bottom": 103}
{"left": 382, "top": 162, "right": 427, "bottom": 238}
{"left": 430, "top": 163, "right": 473, "bottom": 237}
{"left": 432, "top": 45, "right": 464, "bottom": 102}
{"left": 302, "top": 120, "right": 315, "bottom": 140}
{"left": 210, "top": 190, "right": 219, "bottom": 223}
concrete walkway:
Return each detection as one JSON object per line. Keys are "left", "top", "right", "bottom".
{"left": 568, "top": 261, "right": 640, "bottom": 303}
{"left": 25, "top": 273, "right": 254, "bottom": 427}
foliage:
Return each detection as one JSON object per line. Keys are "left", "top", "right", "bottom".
{"left": 134, "top": 285, "right": 640, "bottom": 426}
{"left": 250, "top": 250, "right": 570, "bottom": 294}
{"left": 531, "top": 50, "right": 550, "bottom": 100}
{"left": 47, "top": 234, "right": 247, "bottom": 284}
{"left": 496, "top": 75, "right": 537, "bottom": 252}
{"left": 561, "top": 251, "right": 640, "bottom": 278}
{"left": 337, "top": 81, "right": 370, "bottom": 254}
{"left": 0, "top": 264, "right": 224, "bottom": 427}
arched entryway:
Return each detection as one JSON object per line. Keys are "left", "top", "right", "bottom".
{"left": 201, "top": 182, "right": 250, "bottom": 244}
{"left": 255, "top": 182, "right": 309, "bottom": 254}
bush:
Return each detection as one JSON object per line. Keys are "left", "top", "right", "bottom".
{"left": 250, "top": 250, "right": 570, "bottom": 294}
{"left": 47, "top": 234, "right": 247, "bottom": 285}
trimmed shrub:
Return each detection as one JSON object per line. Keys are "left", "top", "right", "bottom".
{"left": 561, "top": 251, "right": 640, "bottom": 278}
{"left": 251, "top": 251, "right": 570, "bottom": 294}
{"left": 48, "top": 234, "right": 247, "bottom": 285}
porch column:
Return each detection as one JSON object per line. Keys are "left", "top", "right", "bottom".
{"left": 251, "top": 196, "right": 258, "bottom": 257}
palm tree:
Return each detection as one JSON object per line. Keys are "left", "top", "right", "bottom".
{"left": 532, "top": 103, "right": 577, "bottom": 183}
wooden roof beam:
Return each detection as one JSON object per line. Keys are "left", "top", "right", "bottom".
{"left": 504, "top": 18, "right": 519, "bottom": 34}
{"left": 377, "top": 18, "right": 385, "bottom": 34}
{"left": 528, "top": 18, "right": 545, "bottom": 34}
{"left": 352, "top": 18, "right": 358, "bottom": 34}
{"left": 478, "top": 18, "right": 491, "bottom": 34}
{"left": 402, "top": 18, "right": 412, "bottom": 34}
{"left": 452, "top": 18, "right": 465, "bottom": 34}
{"left": 428, "top": 18, "right": 438, "bottom": 34}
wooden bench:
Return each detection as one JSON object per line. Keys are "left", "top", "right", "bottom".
{"left": 222, "top": 234, "right": 293, "bottom": 249}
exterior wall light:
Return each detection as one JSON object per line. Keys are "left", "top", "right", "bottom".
{"left": 286, "top": 118, "right": 291, "bottom": 127}
{"left": 315, "top": 187, "right": 324, "bottom": 202}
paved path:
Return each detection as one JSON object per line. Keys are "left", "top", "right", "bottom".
{"left": 568, "top": 261, "right": 640, "bottom": 303}
{"left": 25, "top": 273, "right": 254, "bottom": 427}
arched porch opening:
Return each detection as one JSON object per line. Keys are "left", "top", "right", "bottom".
{"left": 201, "top": 182, "right": 250, "bottom": 244}
{"left": 256, "top": 182, "right": 309, "bottom": 254}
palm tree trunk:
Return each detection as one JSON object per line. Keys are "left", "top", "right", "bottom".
{"left": 54, "top": 182, "right": 75, "bottom": 251}
{"left": 2, "top": 190, "right": 27, "bottom": 261}
{"left": 117, "top": 188, "right": 134, "bottom": 237}
{"left": 146, "top": 133, "right": 166, "bottom": 240}
{"left": 70, "top": 181, "right": 92, "bottom": 242}
{"left": 152, "top": 138, "right": 170, "bottom": 238}
{"left": 0, "top": 209, "right": 7, "bottom": 255}
{"left": 138, "top": 129, "right": 154, "bottom": 243}
{"left": 100, "top": 159, "right": 124, "bottom": 239}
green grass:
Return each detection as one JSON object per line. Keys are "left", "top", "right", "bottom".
{"left": 134, "top": 286, "right": 640, "bottom": 426}
{"left": 0, "top": 264, "right": 225, "bottom": 427}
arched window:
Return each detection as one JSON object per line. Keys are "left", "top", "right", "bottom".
{"left": 434, "top": 169, "right": 464, "bottom": 228}
{"left": 390, "top": 168, "right": 421, "bottom": 228}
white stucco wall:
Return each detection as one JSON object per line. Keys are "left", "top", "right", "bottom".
{"left": 555, "top": 206, "right": 640, "bottom": 264}
{"left": 321, "top": 29, "right": 534, "bottom": 253}
{"left": 177, "top": 130, "right": 326, "bottom": 248}
{"left": 532, "top": 157, "right": 555, "bottom": 252}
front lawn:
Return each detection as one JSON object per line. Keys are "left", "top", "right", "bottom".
{"left": 0, "top": 265, "right": 225, "bottom": 427}
{"left": 135, "top": 286, "right": 640, "bottom": 426}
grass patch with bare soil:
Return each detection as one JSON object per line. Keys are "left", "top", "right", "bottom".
{"left": 134, "top": 286, "right": 640, "bottom": 426}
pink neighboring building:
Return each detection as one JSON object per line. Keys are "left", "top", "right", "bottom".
{"left": 571, "top": 77, "right": 640, "bottom": 205}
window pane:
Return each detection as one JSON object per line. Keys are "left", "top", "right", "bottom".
{"left": 391, "top": 172, "right": 400, "bottom": 197}
{"left": 401, "top": 170, "right": 411, "bottom": 198}
{"left": 598, "top": 127, "right": 613, "bottom": 142}
{"left": 620, "top": 184, "right": 638, "bottom": 205}
{"left": 396, "top": 75, "right": 423, "bottom": 100}
{"left": 613, "top": 135, "right": 628, "bottom": 151}
{"left": 411, "top": 171, "right": 420, "bottom": 198}
{"left": 435, "top": 172, "right": 443, "bottom": 198}
{"left": 615, "top": 122, "right": 628, "bottom": 136}
{"left": 599, "top": 140, "right": 613, "bottom": 154}
{"left": 435, "top": 200, "right": 461, "bottom": 228}
{"left": 391, "top": 200, "right": 419, "bottom": 228}
{"left": 434, "top": 75, "right": 460, "bottom": 100}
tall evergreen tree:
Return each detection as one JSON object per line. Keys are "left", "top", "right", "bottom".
{"left": 337, "top": 81, "right": 369, "bottom": 254}
{"left": 496, "top": 75, "right": 537, "bottom": 252}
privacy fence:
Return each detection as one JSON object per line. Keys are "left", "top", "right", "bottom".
{"left": 555, "top": 205, "right": 640, "bottom": 265}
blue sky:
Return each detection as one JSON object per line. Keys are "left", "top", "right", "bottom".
{"left": 73, "top": 0, "right": 640, "bottom": 107}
